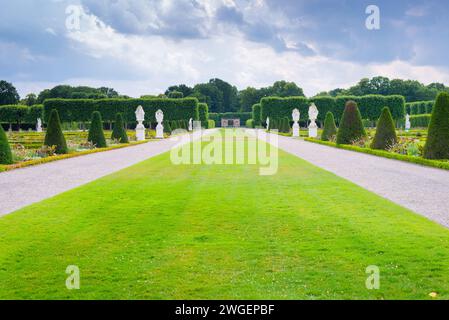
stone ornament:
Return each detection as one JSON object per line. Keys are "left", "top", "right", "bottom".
{"left": 292, "top": 109, "right": 300, "bottom": 137}
{"left": 189, "top": 118, "right": 193, "bottom": 131}
{"left": 266, "top": 117, "right": 270, "bottom": 130}
{"left": 308, "top": 103, "right": 319, "bottom": 138}
{"left": 36, "top": 118, "right": 43, "bottom": 133}
{"left": 135, "top": 106, "right": 146, "bottom": 141}
{"left": 155, "top": 109, "right": 164, "bottom": 139}
{"left": 405, "top": 114, "right": 411, "bottom": 132}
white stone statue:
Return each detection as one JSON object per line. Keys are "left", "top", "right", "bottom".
{"left": 405, "top": 114, "right": 411, "bottom": 132}
{"left": 266, "top": 117, "right": 270, "bottom": 130}
{"left": 188, "top": 118, "right": 193, "bottom": 131}
{"left": 135, "top": 106, "right": 146, "bottom": 141}
{"left": 292, "top": 109, "right": 300, "bottom": 137}
{"left": 308, "top": 103, "right": 319, "bottom": 138}
{"left": 36, "top": 118, "right": 43, "bottom": 133}
{"left": 155, "top": 109, "right": 164, "bottom": 139}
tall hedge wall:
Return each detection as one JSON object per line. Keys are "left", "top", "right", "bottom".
{"left": 261, "top": 95, "right": 405, "bottom": 123}
{"left": 0, "top": 105, "right": 44, "bottom": 125}
{"left": 406, "top": 101, "right": 434, "bottom": 115}
{"left": 252, "top": 103, "right": 262, "bottom": 126}
{"left": 410, "top": 114, "right": 431, "bottom": 128}
{"left": 43, "top": 98, "right": 199, "bottom": 123}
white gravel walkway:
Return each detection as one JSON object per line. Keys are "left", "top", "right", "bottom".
{"left": 258, "top": 130, "right": 449, "bottom": 228}
{"left": 0, "top": 130, "right": 215, "bottom": 217}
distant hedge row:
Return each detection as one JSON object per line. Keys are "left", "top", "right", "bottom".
{"left": 260, "top": 95, "right": 405, "bottom": 123}
{"left": 0, "top": 105, "right": 44, "bottom": 125}
{"left": 209, "top": 112, "right": 252, "bottom": 126}
{"left": 410, "top": 114, "right": 431, "bottom": 128}
{"left": 43, "top": 98, "right": 200, "bottom": 123}
{"left": 406, "top": 101, "right": 434, "bottom": 115}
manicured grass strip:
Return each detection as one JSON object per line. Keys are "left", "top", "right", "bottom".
{"left": 305, "top": 138, "right": 449, "bottom": 171}
{"left": 1, "top": 136, "right": 449, "bottom": 299}
{"left": 0, "top": 141, "right": 150, "bottom": 173}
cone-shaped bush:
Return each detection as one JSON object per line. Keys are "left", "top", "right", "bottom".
{"left": 44, "top": 109, "right": 68, "bottom": 154}
{"left": 336, "top": 100, "right": 366, "bottom": 145}
{"left": 111, "top": 113, "right": 129, "bottom": 143}
{"left": 0, "top": 125, "right": 13, "bottom": 164}
{"left": 321, "top": 112, "right": 337, "bottom": 141}
{"left": 371, "top": 107, "right": 398, "bottom": 150}
{"left": 423, "top": 92, "right": 449, "bottom": 159}
{"left": 88, "top": 111, "right": 107, "bottom": 148}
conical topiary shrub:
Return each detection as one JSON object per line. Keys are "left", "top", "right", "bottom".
{"left": 371, "top": 107, "right": 398, "bottom": 150}
{"left": 88, "top": 111, "right": 107, "bottom": 148}
{"left": 0, "top": 125, "right": 13, "bottom": 164}
{"left": 423, "top": 92, "right": 449, "bottom": 159}
{"left": 321, "top": 112, "right": 338, "bottom": 141}
{"left": 111, "top": 113, "right": 129, "bottom": 143}
{"left": 336, "top": 100, "right": 366, "bottom": 145}
{"left": 44, "top": 109, "right": 68, "bottom": 154}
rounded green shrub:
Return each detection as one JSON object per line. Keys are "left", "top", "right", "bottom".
{"left": 423, "top": 92, "right": 449, "bottom": 159}
{"left": 44, "top": 109, "right": 68, "bottom": 154}
{"left": 321, "top": 112, "right": 337, "bottom": 141}
{"left": 111, "top": 113, "right": 129, "bottom": 143}
{"left": 336, "top": 100, "right": 366, "bottom": 145}
{"left": 88, "top": 111, "right": 107, "bottom": 148}
{"left": 371, "top": 107, "right": 398, "bottom": 150}
{"left": 0, "top": 125, "right": 13, "bottom": 164}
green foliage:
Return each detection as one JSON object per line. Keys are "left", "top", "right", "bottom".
{"left": 111, "top": 113, "right": 129, "bottom": 143}
{"left": 336, "top": 101, "right": 366, "bottom": 145}
{"left": 246, "top": 119, "right": 255, "bottom": 128}
{"left": 0, "top": 124, "right": 13, "bottom": 164}
{"left": 88, "top": 111, "right": 107, "bottom": 148}
{"left": 261, "top": 97, "right": 309, "bottom": 121}
{"left": 0, "top": 80, "right": 20, "bottom": 105}
{"left": 37, "top": 85, "right": 119, "bottom": 103}
{"left": 198, "top": 103, "right": 209, "bottom": 127}
{"left": 207, "top": 120, "right": 216, "bottom": 129}
{"left": 279, "top": 118, "right": 290, "bottom": 133}
{"left": 167, "top": 91, "right": 184, "bottom": 99}
{"left": 43, "top": 98, "right": 199, "bottom": 124}
{"left": 410, "top": 114, "right": 431, "bottom": 128}
{"left": 0, "top": 105, "right": 29, "bottom": 125}
{"left": 321, "top": 112, "right": 337, "bottom": 141}
{"left": 164, "top": 120, "right": 172, "bottom": 133}
{"left": 44, "top": 109, "right": 68, "bottom": 154}
{"left": 252, "top": 103, "right": 262, "bottom": 126}
{"left": 423, "top": 92, "right": 449, "bottom": 159}
{"left": 371, "top": 107, "right": 398, "bottom": 150}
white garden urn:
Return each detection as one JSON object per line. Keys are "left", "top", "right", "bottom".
{"left": 155, "top": 109, "right": 164, "bottom": 139}
{"left": 308, "top": 103, "right": 319, "bottom": 138}
{"left": 405, "top": 114, "right": 411, "bottom": 132}
{"left": 266, "top": 117, "right": 270, "bottom": 130}
{"left": 135, "top": 106, "right": 146, "bottom": 141}
{"left": 292, "top": 109, "right": 300, "bottom": 137}
{"left": 36, "top": 118, "right": 43, "bottom": 133}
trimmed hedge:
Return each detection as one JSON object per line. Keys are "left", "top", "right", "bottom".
{"left": 336, "top": 101, "right": 366, "bottom": 145}
{"left": 0, "top": 105, "right": 44, "bottom": 126}
{"left": 252, "top": 103, "right": 262, "bottom": 126}
{"left": 198, "top": 103, "right": 209, "bottom": 127}
{"left": 111, "top": 113, "right": 129, "bottom": 143}
{"left": 245, "top": 119, "right": 255, "bottom": 128}
{"left": 44, "top": 109, "right": 68, "bottom": 154}
{"left": 371, "top": 107, "right": 397, "bottom": 150}
{"left": 0, "top": 124, "right": 13, "bottom": 164}
{"left": 423, "top": 92, "right": 449, "bottom": 160}
{"left": 209, "top": 112, "right": 252, "bottom": 127}
{"left": 207, "top": 120, "right": 216, "bottom": 129}
{"left": 261, "top": 95, "right": 405, "bottom": 123}
{"left": 406, "top": 101, "right": 434, "bottom": 115}
{"left": 305, "top": 138, "right": 449, "bottom": 171}
{"left": 43, "top": 98, "right": 199, "bottom": 124}
{"left": 410, "top": 114, "right": 431, "bottom": 128}
{"left": 321, "top": 112, "right": 337, "bottom": 141}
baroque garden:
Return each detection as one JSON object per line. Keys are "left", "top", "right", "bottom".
{"left": 1, "top": 83, "right": 449, "bottom": 300}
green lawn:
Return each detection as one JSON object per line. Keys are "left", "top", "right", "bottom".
{"left": 1, "top": 133, "right": 449, "bottom": 299}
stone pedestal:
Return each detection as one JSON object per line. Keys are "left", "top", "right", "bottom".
{"left": 293, "top": 123, "right": 300, "bottom": 137}
{"left": 308, "top": 124, "right": 318, "bottom": 138}
{"left": 156, "top": 124, "right": 164, "bottom": 139}
{"left": 136, "top": 124, "right": 146, "bottom": 141}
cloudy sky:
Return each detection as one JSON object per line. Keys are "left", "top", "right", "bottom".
{"left": 1, "top": 0, "right": 449, "bottom": 98}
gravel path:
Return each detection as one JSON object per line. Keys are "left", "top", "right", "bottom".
{"left": 258, "top": 130, "right": 449, "bottom": 228}
{"left": 0, "top": 130, "right": 214, "bottom": 217}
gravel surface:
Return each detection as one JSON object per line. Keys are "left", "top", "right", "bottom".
{"left": 0, "top": 130, "right": 215, "bottom": 217}
{"left": 257, "top": 130, "right": 449, "bottom": 228}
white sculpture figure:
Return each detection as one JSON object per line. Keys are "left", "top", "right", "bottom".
{"left": 155, "top": 109, "right": 164, "bottom": 139}
{"left": 405, "top": 114, "right": 411, "bottom": 132}
{"left": 188, "top": 118, "right": 193, "bottom": 131}
{"left": 308, "top": 103, "right": 319, "bottom": 138}
{"left": 135, "top": 106, "right": 146, "bottom": 141}
{"left": 36, "top": 118, "right": 43, "bottom": 133}
{"left": 292, "top": 109, "right": 300, "bottom": 137}
{"left": 266, "top": 117, "right": 270, "bottom": 130}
